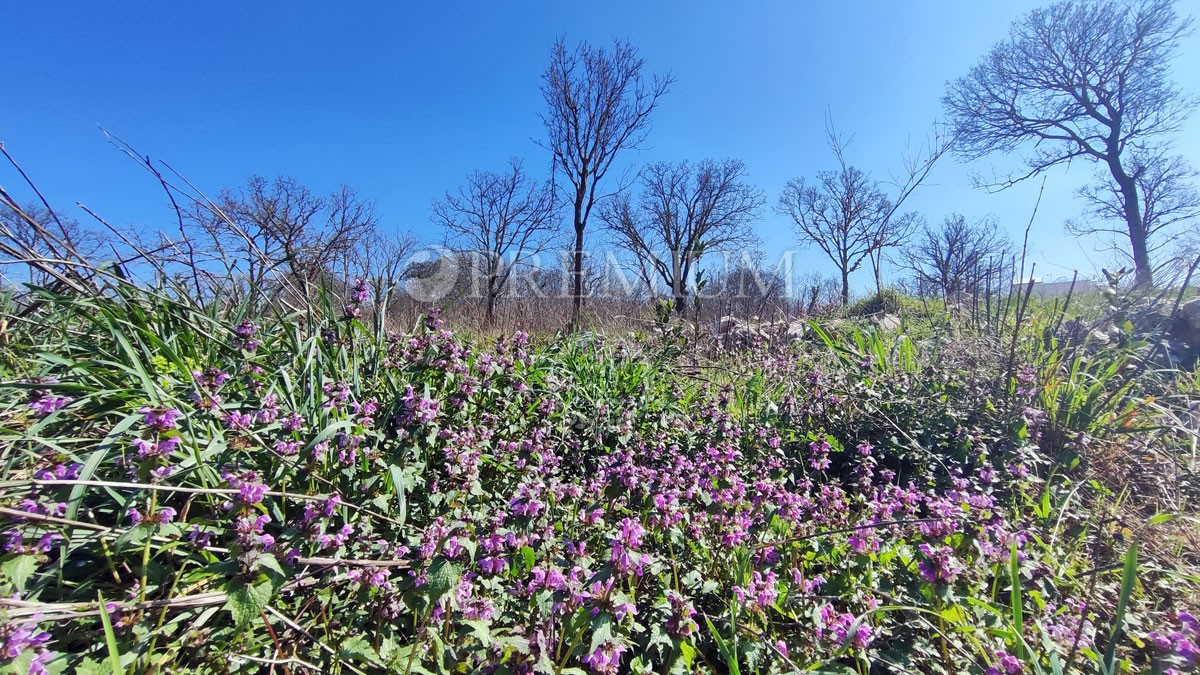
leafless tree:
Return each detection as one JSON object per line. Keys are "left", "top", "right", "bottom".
{"left": 867, "top": 123, "right": 956, "bottom": 294}
{"left": 0, "top": 202, "right": 101, "bottom": 287}
{"left": 702, "top": 255, "right": 790, "bottom": 322}
{"left": 866, "top": 210, "right": 923, "bottom": 296}
{"left": 599, "top": 159, "right": 764, "bottom": 317}
{"left": 185, "top": 175, "right": 378, "bottom": 306}
{"left": 1070, "top": 148, "right": 1200, "bottom": 280}
{"left": 777, "top": 131, "right": 902, "bottom": 305}
{"left": 903, "top": 214, "right": 1011, "bottom": 301}
{"left": 539, "top": 37, "right": 672, "bottom": 330}
{"left": 431, "top": 159, "right": 557, "bottom": 324}
{"left": 797, "top": 272, "right": 845, "bottom": 314}
{"left": 345, "top": 228, "right": 419, "bottom": 328}
{"left": 944, "top": 0, "right": 1196, "bottom": 287}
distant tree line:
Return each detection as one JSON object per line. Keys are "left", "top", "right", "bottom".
{"left": 3, "top": 0, "right": 1196, "bottom": 329}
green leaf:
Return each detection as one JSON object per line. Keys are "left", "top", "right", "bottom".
{"left": 1011, "top": 542, "right": 1025, "bottom": 659}
{"left": 940, "top": 604, "right": 968, "bottom": 624}
{"left": 519, "top": 546, "right": 536, "bottom": 576}
{"left": 589, "top": 613, "right": 614, "bottom": 653}
{"left": 426, "top": 558, "right": 460, "bottom": 606}
{"left": 112, "top": 523, "right": 151, "bottom": 550}
{"left": 389, "top": 644, "right": 436, "bottom": 674}
{"left": 2, "top": 651, "right": 34, "bottom": 675}
{"left": 73, "top": 658, "right": 111, "bottom": 675}
{"left": 703, "top": 617, "right": 740, "bottom": 675}
{"left": 223, "top": 577, "right": 274, "bottom": 628}
{"left": 339, "top": 635, "right": 380, "bottom": 664}
{"left": 97, "top": 593, "right": 124, "bottom": 675}
{"left": 810, "top": 666, "right": 858, "bottom": 675}
{"left": 2, "top": 555, "right": 38, "bottom": 592}
{"left": 255, "top": 554, "right": 286, "bottom": 584}
{"left": 677, "top": 640, "right": 696, "bottom": 668}
{"left": 462, "top": 619, "right": 492, "bottom": 644}
{"left": 1101, "top": 544, "right": 1138, "bottom": 675}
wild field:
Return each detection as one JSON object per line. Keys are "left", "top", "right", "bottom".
{"left": 1, "top": 278, "right": 1197, "bottom": 675}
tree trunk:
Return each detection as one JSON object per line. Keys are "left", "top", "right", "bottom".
{"left": 673, "top": 291, "right": 687, "bottom": 316}
{"left": 840, "top": 270, "right": 850, "bottom": 306}
{"left": 1109, "top": 156, "right": 1152, "bottom": 287}
{"left": 872, "top": 253, "right": 883, "bottom": 297}
{"left": 670, "top": 250, "right": 685, "bottom": 316}
{"left": 485, "top": 274, "right": 497, "bottom": 326}
{"left": 570, "top": 182, "right": 587, "bottom": 331}
{"left": 570, "top": 222, "right": 585, "bottom": 330}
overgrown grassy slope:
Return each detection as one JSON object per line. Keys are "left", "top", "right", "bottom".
{"left": 0, "top": 283, "right": 1197, "bottom": 674}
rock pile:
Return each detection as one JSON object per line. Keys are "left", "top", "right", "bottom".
{"left": 1059, "top": 296, "right": 1200, "bottom": 369}
{"left": 716, "top": 313, "right": 903, "bottom": 349}
{"left": 1168, "top": 297, "right": 1200, "bottom": 367}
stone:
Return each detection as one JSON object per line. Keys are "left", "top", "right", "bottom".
{"left": 1173, "top": 297, "right": 1200, "bottom": 346}
{"left": 873, "top": 314, "right": 902, "bottom": 331}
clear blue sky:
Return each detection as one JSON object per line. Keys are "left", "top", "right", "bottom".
{"left": 3, "top": 1, "right": 1198, "bottom": 289}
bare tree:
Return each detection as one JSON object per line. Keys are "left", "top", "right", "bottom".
{"left": 431, "top": 159, "right": 557, "bottom": 324}
{"left": 599, "top": 159, "right": 764, "bottom": 317}
{"left": 347, "top": 228, "right": 419, "bottom": 327}
{"left": 866, "top": 210, "right": 923, "bottom": 296}
{"left": 0, "top": 202, "right": 100, "bottom": 287}
{"left": 185, "top": 176, "right": 378, "bottom": 306}
{"left": 777, "top": 131, "right": 898, "bottom": 305}
{"left": 797, "top": 272, "right": 846, "bottom": 314}
{"left": 1070, "top": 148, "right": 1200, "bottom": 280}
{"left": 703, "top": 255, "right": 790, "bottom": 322}
{"left": 903, "top": 214, "right": 1011, "bottom": 301}
{"left": 867, "top": 124, "right": 956, "bottom": 295}
{"left": 539, "top": 37, "right": 672, "bottom": 330}
{"left": 944, "top": 0, "right": 1196, "bottom": 287}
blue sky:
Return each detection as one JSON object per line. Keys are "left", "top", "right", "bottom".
{"left": 3, "top": 1, "right": 1198, "bottom": 289}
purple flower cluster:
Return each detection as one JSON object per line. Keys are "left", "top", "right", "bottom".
{"left": 29, "top": 393, "right": 71, "bottom": 417}
{"left": 1015, "top": 365, "right": 1038, "bottom": 397}
{"left": 233, "top": 319, "right": 259, "bottom": 352}
{"left": 808, "top": 438, "right": 833, "bottom": 471}
{"left": 917, "top": 543, "right": 965, "bottom": 584}
{"left": 664, "top": 591, "right": 698, "bottom": 637}
{"left": 235, "top": 513, "right": 274, "bottom": 552}
{"left": 1149, "top": 613, "right": 1199, "bottom": 668}
{"left": 346, "top": 566, "right": 391, "bottom": 590}
{"left": 139, "top": 406, "right": 182, "bottom": 432}
{"left": 1042, "top": 599, "right": 1095, "bottom": 652}
{"left": 128, "top": 505, "right": 177, "bottom": 525}
{"left": 221, "top": 469, "right": 268, "bottom": 504}
{"left": 25, "top": 377, "right": 72, "bottom": 417}
{"left": 985, "top": 650, "right": 1024, "bottom": 675}
{"left": 609, "top": 517, "right": 652, "bottom": 577}
{"left": 733, "top": 570, "right": 780, "bottom": 612}
{"left": 817, "top": 603, "right": 874, "bottom": 649}
{"left": 582, "top": 641, "right": 627, "bottom": 674}
{"left": 2, "top": 530, "right": 62, "bottom": 555}
{"left": 395, "top": 384, "right": 440, "bottom": 427}
{"left": 299, "top": 494, "right": 354, "bottom": 551}
{"left": 343, "top": 278, "right": 370, "bottom": 319}
{"left": 6, "top": 298, "right": 1134, "bottom": 674}
{"left": 0, "top": 619, "right": 52, "bottom": 675}
{"left": 33, "top": 462, "right": 82, "bottom": 482}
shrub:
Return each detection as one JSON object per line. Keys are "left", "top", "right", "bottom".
{"left": 844, "top": 288, "right": 909, "bottom": 317}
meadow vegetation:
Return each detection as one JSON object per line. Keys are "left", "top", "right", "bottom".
{"left": 0, "top": 273, "right": 1197, "bottom": 675}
